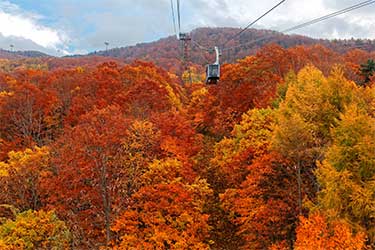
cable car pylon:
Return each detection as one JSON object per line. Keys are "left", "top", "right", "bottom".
{"left": 179, "top": 32, "right": 192, "bottom": 84}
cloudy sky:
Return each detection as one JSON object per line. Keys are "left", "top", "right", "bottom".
{"left": 0, "top": 0, "right": 374, "bottom": 56}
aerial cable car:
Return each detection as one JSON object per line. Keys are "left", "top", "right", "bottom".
{"left": 206, "top": 46, "right": 221, "bottom": 85}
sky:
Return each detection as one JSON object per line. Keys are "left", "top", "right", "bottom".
{"left": 0, "top": 0, "right": 374, "bottom": 56}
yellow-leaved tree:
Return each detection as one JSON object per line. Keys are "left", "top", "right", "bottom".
{"left": 0, "top": 210, "right": 71, "bottom": 250}
{"left": 315, "top": 103, "right": 375, "bottom": 245}
{"left": 0, "top": 147, "right": 49, "bottom": 211}
{"left": 272, "top": 65, "right": 364, "bottom": 215}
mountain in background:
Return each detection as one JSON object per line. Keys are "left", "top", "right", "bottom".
{"left": 0, "top": 49, "right": 49, "bottom": 60}
{"left": 0, "top": 27, "right": 374, "bottom": 72}
{"left": 89, "top": 27, "right": 375, "bottom": 68}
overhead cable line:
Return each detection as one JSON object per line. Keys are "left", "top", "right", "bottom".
{"left": 192, "top": 39, "right": 212, "bottom": 51}
{"left": 222, "top": 0, "right": 375, "bottom": 51}
{"left": 177, "top": 0, "right": 182, "bottom": 35}
{"left": 222, "top": 0, "right": 286, "bottom": 47}
{"left": 170, "top": 0, "right": 178, "bottom": 38}
{"left": 282, "top": 0, "right": 375, "bottom": 33}
{"left": 191, "top": 0, "right": 286, "bottom": 52}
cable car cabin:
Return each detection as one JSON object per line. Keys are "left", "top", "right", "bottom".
{"left": 206, "top": 63, "right": 220, "bottom": 84}
{"left": 206, "top": 46, "right": 221, "bottom": 84}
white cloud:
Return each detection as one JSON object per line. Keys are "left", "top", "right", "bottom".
{"left": 185, "top": 0, "right": 375, "bottom": 40}
{"left": 0, "top": 0, "right": 374, "bottom": 55}
{"left": 0, "top": 1, "right": 67, "bottom": 52}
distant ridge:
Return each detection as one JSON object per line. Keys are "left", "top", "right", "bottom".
{"left": 0, "top": 49, "right": 49, "bottom": 60}
{"left": 88, "top": 27, "right": 375, "bottom": 66}
{"left": 1, "top": 27, "right": 374, "bottom": 69}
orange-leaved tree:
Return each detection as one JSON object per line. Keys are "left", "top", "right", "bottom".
{"left": 42, "top": 105, "right": 130, "bottom": 248}
{"left": 0, "top": 75, "right": 60, "bottom": 147}
{"left": 112, "top": 182, "right": 212, "bottom": 250}
{"left": 112, "top": 157, "right": 212, "bottom": 250}
{"left": 221, "top": 153, "right": 298, "bottom": 249}
{"left": 295, "top": 213, "right": 366, "bottom": 250}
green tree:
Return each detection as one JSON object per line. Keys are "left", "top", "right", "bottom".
{"left": 360, "top": 59, "right": 375, "bottom": 85}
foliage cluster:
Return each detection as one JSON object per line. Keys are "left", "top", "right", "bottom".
{"left": 0, "top": 44, "right": 374, "bottom": 249}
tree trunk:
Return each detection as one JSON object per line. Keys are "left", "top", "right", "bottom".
{"left": 296, "top": 161, "right": 302, "bottom": 215}
{"left": 99, "top": 159, "right": 111, "bottom": 247}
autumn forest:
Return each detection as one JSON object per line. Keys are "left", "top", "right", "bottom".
{"left": 0, "top": 34, "right": 375, "bottom": 250}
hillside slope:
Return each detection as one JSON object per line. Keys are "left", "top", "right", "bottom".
{"left": 1, "top": 27, "right": 374, "bottom": 73}
{"left": 90, "top": 27, "right": 375, "bottom": 68}
{"left": 0, "top": 49, "right": 49, "bottom": 59}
